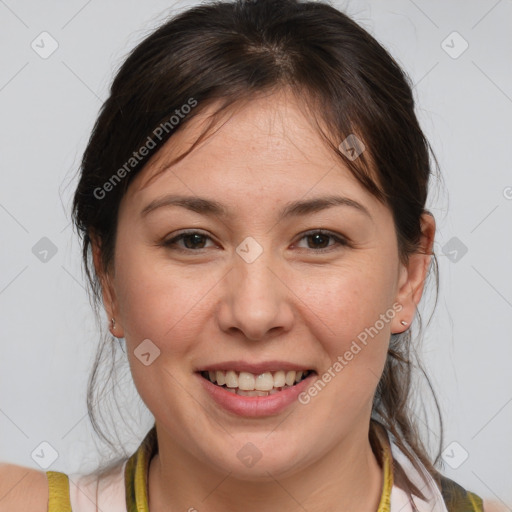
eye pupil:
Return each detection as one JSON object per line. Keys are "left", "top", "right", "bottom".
{"left": 309, "top": 233, "right": 329, "bottom": 249}
{"left": 184, "top": 233, "right": 206, "bottom": 249}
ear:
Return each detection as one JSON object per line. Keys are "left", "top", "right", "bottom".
{"left": 90, "top": 230, "right": 124, "bottom": 338}
{"left": 391, "top": 212, "right": 436, "bottom": 334}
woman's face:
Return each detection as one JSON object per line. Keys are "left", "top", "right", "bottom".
{"left": 97, "top": 89, "right": 433, "bottom": 479}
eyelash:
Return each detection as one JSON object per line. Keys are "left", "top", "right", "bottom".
{"left": 162, "top": 229, "right": 349, "bottom": 254}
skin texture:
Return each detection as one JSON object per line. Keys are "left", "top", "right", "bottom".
{"left": 0, "top": 463, "right": 48, "bottom": 512}
{"left": 92, "top": 89, "right": 436, "bottom": 511}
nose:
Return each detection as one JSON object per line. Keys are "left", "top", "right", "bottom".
{"left": 216, "top": 245, "right": 295, "bottom": 342}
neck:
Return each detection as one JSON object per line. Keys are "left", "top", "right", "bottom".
{"left": 148, "top": 426, "right": 384, "bottom": 512}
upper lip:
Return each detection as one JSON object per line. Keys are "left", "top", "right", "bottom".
{"left": 196, "top": 360, "right": 315, "bottom": 374}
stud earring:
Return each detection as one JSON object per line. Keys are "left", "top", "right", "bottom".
{"left": 400, "top": 320, "right": 408, "bottom": 326}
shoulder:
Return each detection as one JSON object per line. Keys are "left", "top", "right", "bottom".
{"left": 0, "top": 462, "right": 49, "bottom": 512}
{"left": 482, "top": 499, "right": 511, "bottom": 512}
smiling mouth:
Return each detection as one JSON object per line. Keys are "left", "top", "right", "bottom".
{"left": 199, "top": 369, "right": 315, "bottom": 396}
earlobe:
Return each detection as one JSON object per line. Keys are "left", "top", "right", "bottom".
{"left": 391, "top": 212, "right": 436, "bottom": 334}
{"left": 90, "top": 231, "right": 123, "bottom": 337}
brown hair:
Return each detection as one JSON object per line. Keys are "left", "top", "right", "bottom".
{"left": 71, "top": 0, "right": 444, "bottom": 502}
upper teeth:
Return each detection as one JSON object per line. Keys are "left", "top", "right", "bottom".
{"left": 205, "top": 370, "right": 309, "bottom": 391}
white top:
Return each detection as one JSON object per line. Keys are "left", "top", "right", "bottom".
{"left": 68, "top": 461, "right": 127, "bottom": 512}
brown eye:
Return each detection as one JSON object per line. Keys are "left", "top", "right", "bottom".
{"left": 306, "top": 233, "right": 330, "bottom": 249}
{"left": 163, "top": 231, "right": 213, "bottom": 251}
{"left": 295, "top": 230, "right": 348, "bottom": 253}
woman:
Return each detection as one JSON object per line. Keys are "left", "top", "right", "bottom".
{"left": 0, "top": 0, "right": 505, "bottom": 510}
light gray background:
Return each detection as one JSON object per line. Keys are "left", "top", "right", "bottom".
{"left": 1, "top": 0, "right": 511, "bottom": 507}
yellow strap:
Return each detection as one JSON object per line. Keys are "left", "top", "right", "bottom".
{"left": 376, "top": 426, "right": 394, "bottom": 512}
{"left": 467, "top": 490, "right": 484, "bottom": 512}
{"left": 133, "top": 433, "right": 151, "bottom": 512}
{"left": 46, "top": 471, "right": 72, "bottom": 512}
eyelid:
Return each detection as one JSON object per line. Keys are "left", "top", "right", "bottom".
{"left": 162, "top": 229, "right": 349, "bottom": 253}
{"left": 292, "top": 229, "right": 349, "bottom": 252}
{"left": 162, "top": 229, "right": 217, "bottom": 250}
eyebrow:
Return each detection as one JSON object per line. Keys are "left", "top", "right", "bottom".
{"left": 140, "top": 194, "right": 372, "bottom": 220}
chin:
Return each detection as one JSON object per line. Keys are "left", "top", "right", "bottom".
{"left": 200, "top": 438, "right": 307, "bottom": 481}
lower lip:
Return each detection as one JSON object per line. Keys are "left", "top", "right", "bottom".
{"left": 196, "top": 372, "right": 316, "bottom": 417}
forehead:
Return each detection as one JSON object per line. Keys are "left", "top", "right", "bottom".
{"left": 122, "top": 90, "right": 378, "bottom": 216}
{"left": 133, "top": 90, "right": 339, "bottom": 190}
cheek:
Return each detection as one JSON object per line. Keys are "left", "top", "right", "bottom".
{"left": 287, "top": 271, "right": 394, "bottom": 445}
{"left": 294, "top": 258, "right": 396, "bottom": 403}
{"left": 113, "top": 245, "right": 216, "bottom": 355}
{"left": 113, "top": 248, "right": 216, "bottom": 419}
{"left": 298, "top": 258, "right": 397, "bottom": 345}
